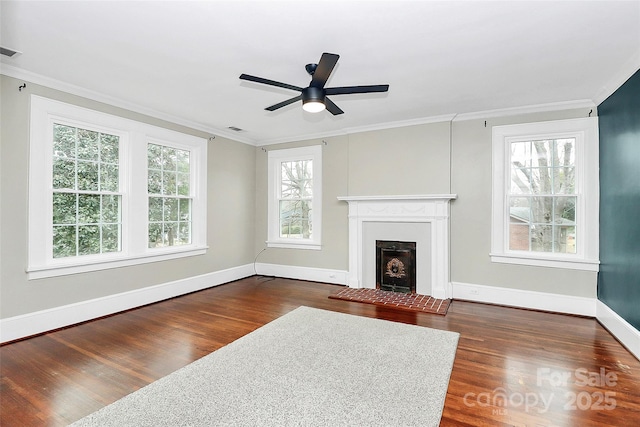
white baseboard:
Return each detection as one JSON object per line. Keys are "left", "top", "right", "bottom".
{"left": 0, "top": 264, "right": 254, "bottom": 344}
{"left": 255, "top": 262, "right": 348, "bottom": 286}
{"left": 451, "top": 281, "right": 596, "bottom": 316}
{"left": 596, "top": 300, "right": 640, "bottom": 361}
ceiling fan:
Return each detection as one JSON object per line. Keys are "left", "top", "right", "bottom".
{"left": 239, "top": 52, "right": 389, "bottom": 115}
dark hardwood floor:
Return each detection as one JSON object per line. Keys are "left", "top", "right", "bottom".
{"left": 1, "top": 276, "right": 639, "bottom": 426}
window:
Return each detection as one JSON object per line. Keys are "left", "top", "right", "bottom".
{"left": 52, "top": 123, "right": 122, "bottom": 258}
{"left": 28, "top": 95, "right": 207, "bottom": 279}
{"left": 267, "top": 146, "right": 322, "bottom": 249}
{"left": 147, "top": 143, "right": 192, "bottom": 248}
{"left": 491, "top": 117, "right": 599, "bottom": 271}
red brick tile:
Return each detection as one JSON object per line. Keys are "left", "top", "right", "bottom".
{"left": 328, "top": 288, "right": 451, "bottom": 315}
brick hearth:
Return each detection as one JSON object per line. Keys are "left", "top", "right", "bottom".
{"left": 328, "top": 288, "right": 451, "bottom": 315}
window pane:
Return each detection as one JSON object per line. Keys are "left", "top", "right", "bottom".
{"left": 177, "top": 173, "right": 190, "bottom": 196}
{"left": 76, "top": 128, "right": 99, "bottom": 160}
{"left": 165, "top": 198, "right": 179, "bottom": 221}
{"left": 162, "top": 171, "right": 177, "bottom": 195}
{"left": 148, "top": 169, "right": 162, "bottom": 194}
{"left": 509, "top": 197, "right": 530, "bottom": 222}
{"left": 77, "top": 161, "right": 99, "bottom": 191}
{"left": 552, "top": 167, "right": 574, "bottom": 194}
{"left": 78, "top": 225, "right": 100, "bottom": 255}
{"left": 554, "top": 138, "right": 575, "bottom": 167}
{"left": 179, "top": 199, "right": 191, "bottom": 221}
{"left": 149, "top": 197, "right": 163, "bottom": 222}
{"left": 53, "top": 124, "right": 76, "bottom": 158}
{"left": 148, "top": 143, "right": 162, "bottom": 169}
{"left": 53, "top": 226, "right": 76, "bottom": 258}
{"left": 279, "top": 200, "right": 312, "bottom": 238}
{"left": 509, "top": 223, "right": 530, "bottom": 251}
{"left": 148, "top": 223, "right": 162, "bottom": 248}
{"left": 510, "top": 141, "right": 531, "bottom": 168}
{"left": 531, "top": 197, "right": 553, "bottom": 223}
{"left": 164, "top": 222, "right": 178, "bottom": 246}
{"left": 532, "top": 140, "right": 552, "bottom": 167}
{"left": 100, "top": 163, "right": 119, "bottom": 192}
{"left": 510, "top": 166, "right": 531, "bottom": 194}
{"left": 281, "top": 160, "right": 312, "bottom": 198}
{"left": 101, "top": 195, "right": 120, "bottom": 223}
{"left": 179, "top": 223, "right": 191, "bottom": 245}
{"left": 531, "top": 224, "right": 553, "bottom": 252}
{"left": 78, "top": 194, "right": 101, "bottom": 224}
{"left": 162, "top": 147, "right": 177, "bottom": 171}
{"left": 554, "top": 196, "right": 576, "bottom": 223}
{"left": 177, "top": 150, "right": 190, "bottom": 173}
{"left": 53, "top": 158, "right": 76, "bottom": 189}
{"left": 554, "top": 226, "right": 576, "bottom": 254}
{"left": 530, "top": 168, "right": 553, "bottom": 194}
{"left": 100, "top": 134, "right": 119, "bottom": 164}
{"left": 53, "top": 193, "right": 76, "bottom": 224}
{"left": 102, "top": 224, "right": 120, "bottom": 253}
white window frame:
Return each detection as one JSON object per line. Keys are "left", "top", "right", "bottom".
{"left": 28, "top": 95, "right": 207, "bottom": 279}
{"left": 267, "top": 146, "right": 322, "bottom": 250}
{"left": 491, "top": 117, "right": 599, "bottom": 271}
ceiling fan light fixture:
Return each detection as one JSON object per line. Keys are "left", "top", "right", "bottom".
{"left": 302, "top": 86, "right": 326, "bottom": 113}
{"left": 302, "top": 99, "right": 326, "bottom": 113}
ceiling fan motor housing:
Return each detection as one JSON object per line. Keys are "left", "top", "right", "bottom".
{"left": 302, "top": 86, "right": 325, "bottom": 104}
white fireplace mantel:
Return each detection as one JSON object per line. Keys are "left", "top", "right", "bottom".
{"left": 337, "top": 194, "right": 457, "bottom": 299}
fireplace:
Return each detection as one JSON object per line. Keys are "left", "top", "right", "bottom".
{"left": 376, "top": 240, "right": 416, "bottom": 293}
{"left": 337, "top": 194, "right": 456, "bottom": 299}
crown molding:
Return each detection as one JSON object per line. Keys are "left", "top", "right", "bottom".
{"left": 593, "top": 53, "right": 640, "bottom": 106}
{"left": 0, "top": 64, "right": 257, "bottom": 146}
{"left": 254, "top": 113, "right": 457, "bottom": 146}
{"left": 452, "top": 99, "right": 596, "bottom": 122}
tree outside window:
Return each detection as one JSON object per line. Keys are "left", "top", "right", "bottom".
{"left": 509, "top": 138, "right": 576, "bottom": 254}
{"left": 147, "top": 143, "right": 192, "bottom": 248}
{"left": 279, "top": 160, "right": 313, "bottom": 239}
{"left": 267, "top": 145, "right": 322, "bottom": 250}
{"left": 51, "top": 123, "right": 121, "bottom": 258}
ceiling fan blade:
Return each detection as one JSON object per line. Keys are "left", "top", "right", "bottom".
{"left": 324, "top": 97, "right": 344, "bottom": 115}
{"left": 325, "top": 84, "right": 389, "bottom": 95}
{"left": 265, "top": 95, "right": 303, "bottom": 111}
{"left": 310, "top": 53, "right": 339, "bottom": 89}
{"left": 239, "top": 74, "right": 303, "bottom": 92}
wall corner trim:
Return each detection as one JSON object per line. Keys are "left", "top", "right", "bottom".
{"left": 596, "top": 300, "right": 640, "bottom": 361}
{"left": 0, "top": 264, "right": 255, "bottom": 344}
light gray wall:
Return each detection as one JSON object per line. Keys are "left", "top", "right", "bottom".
{"left": 1, "top": 72, "right": 598, "bottom": 322}
{"left": 450, "top": 109, "right": 597, "bottom": 297}
{"left": 254, "top": 136, "right": 350, "bottom": 269}
{"left": 257, "top": 111, "right": 597, "bottom": 298}
{"left": 254, "top": 122, "right": 451, "bottom": 268}
{"left": 0, "top": 75, "right": 256, "bottom": 318}
{"left": 347, "top": 122, "right": 452, "bottom": 196}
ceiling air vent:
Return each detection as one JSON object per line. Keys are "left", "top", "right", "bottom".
{"left": 0, "top": 47, "right": 21, "bottom": 58}
{"left": 227, "top": 126, "right": 244, "bottom": 132}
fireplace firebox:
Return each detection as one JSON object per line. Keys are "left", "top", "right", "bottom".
{"left": 376, "top": 240, "right": 416, "bottom": 294}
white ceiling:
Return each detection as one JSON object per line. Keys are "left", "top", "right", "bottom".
{"left": 2, "top": 1, "right": 639, "bottom": 145}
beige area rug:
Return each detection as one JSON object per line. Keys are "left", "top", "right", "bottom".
{"left": 71, "top": 306, "right": 459, "bottom": 427}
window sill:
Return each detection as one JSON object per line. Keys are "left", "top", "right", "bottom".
{"left": 27, "top": 246, "right": 208, "bottom": 280}
{"left": 266, "top": 240, "right": 322, "bottom": 250}
{"left": 490, "top": 253, "right": 600, "bottom": 272}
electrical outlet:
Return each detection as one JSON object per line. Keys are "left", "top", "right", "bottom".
{"left": 469, "top": 288, "right": 479, "bottom": 295}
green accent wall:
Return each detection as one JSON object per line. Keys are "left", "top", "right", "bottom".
{"left": 598, "top": 69, "right": 640, "bottom": 330}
